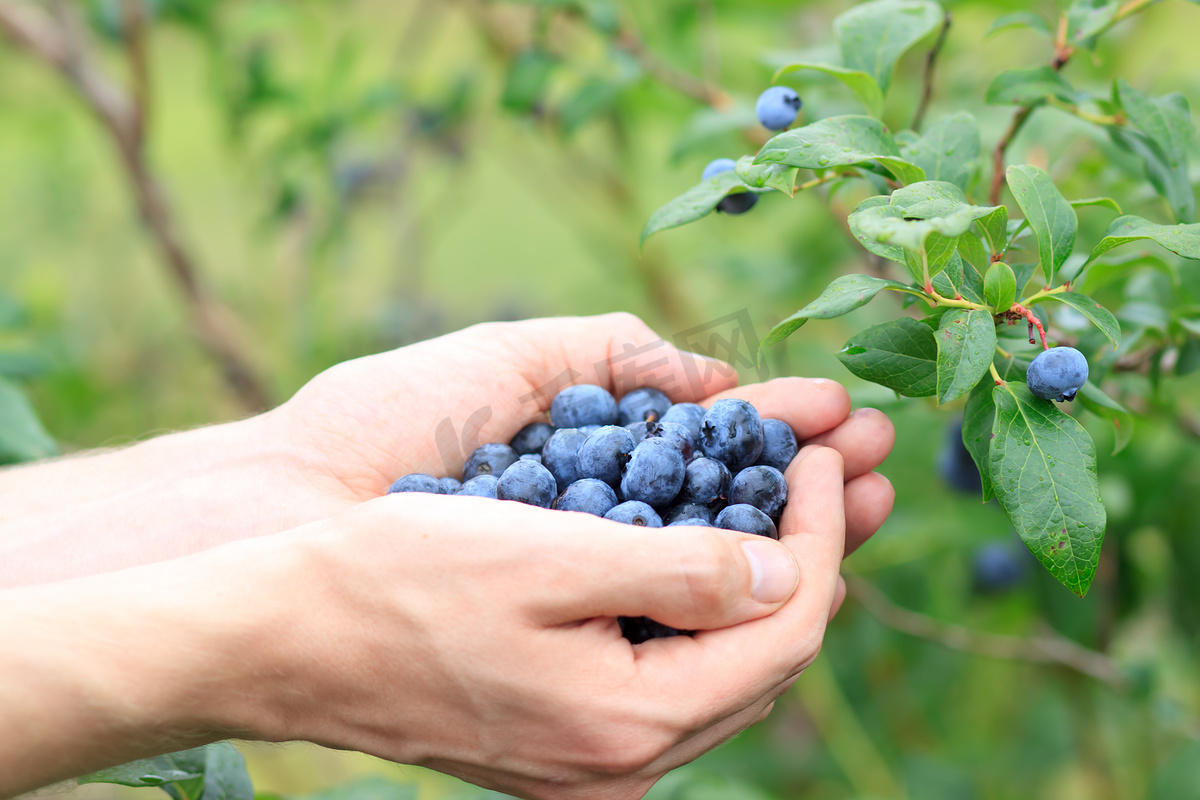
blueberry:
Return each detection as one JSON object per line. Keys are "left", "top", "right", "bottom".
{"left": 463, "top": 443, "right": 519, "bottom": 482}
{"left": 510, "top": 422, "right": 555, "bottom": 455}
{"left": 680, "top": 457, "right": 732, "bottom": 507}
{"left": 620, "top": 438, "right": 687, "bottom": 507}
{"left": 456, "top": 475, "right": 499, "bottom": 498}
{"left": 662, "top": 502, "right": 717, "bottom": 526}
{"left": 715, "top": 504, "right": 778, "bottom": 539}
{"left": 728, "top": 465, "right": 788, "bottom": 520}
{"left": 757, "top": 419, "right": 798, "bottom": 473}
{"left": 541, "top": 428, "right": 590, "bottom": 492}
{"left": 972, "top": 542, "right": 1028, "bottom": 594}
{"left": 699, "top": 399, "right": 764, "bottom": 472}
{"left": 496, "top": 459, "right": 558, "bottom": 508}
{"left": 550, "top": 385, "right": 619, "bottom": 428}
{"left": 554, "top": 478, "right": 619, "bottom": 517}
{"left": 756, "top": 86, "right": 802, "bottom": 131}
{"left": 716, "top": 192, "right": 759, "bottom": 215}
{"left": 439, "top": 476, "right": 463, "bottom": 494}
{"left": 661, "top": 402, "right": 706, "bottom": 440}
{"left": 520, "top": 453, "right": 543, "bottom": 464}
{"left": 618, "top": 387, "right": 673, "bottom": 426}
{"left": 1027, "top": 347, "right": 1089, "bottom": 402}
{"left": 701, "top": 158, "right": 737, "bottom": 181}
{"left": 578, "top": 424, "right": 602, "bottom": 437}
{"left": 666, "top": 518, "right": 714, "bottom": 527}
{"left": 629, "top": 420, "right": 695, "bottom": 462}
{"left": 604, "top": 501, "right": 663, "bottom": 527}
{"left": 387, "top": 473, "right": 445, "bottom": 495}
{"left": 938, "top": 417, "right": 981, "bottom": 495}
{"left": 619, "top": 616, "right": 689, "bottom": 644}
{"left": 578, "top": 425, "right": 636, "bottom": 488}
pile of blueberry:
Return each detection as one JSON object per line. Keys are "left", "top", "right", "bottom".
{"left": 388, "top": 384, "right": 799, "bottom": 643}
{"left": 702, "top": 86, "right": 803, "bottom": 216}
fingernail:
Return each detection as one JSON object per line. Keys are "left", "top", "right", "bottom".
{"left": 742, "top": 539, "right": 799, "bottom": 604}
{"left": 679, "top": 349, "right": 732, "bottom": 368}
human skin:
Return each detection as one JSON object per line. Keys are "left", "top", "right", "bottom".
{"left": 0, "top": 313, "right": 894, "bottom": 586}
{"left": 0, "top": 445, "right": 853, "bottom": 800}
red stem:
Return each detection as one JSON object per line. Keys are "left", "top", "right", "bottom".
{"left": 1011, "top": 304, "right": 1049, "bottom": 350}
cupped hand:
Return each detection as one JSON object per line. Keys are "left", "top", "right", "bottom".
{"left": 216, "top": 443, "right": 853, "bottom": 800}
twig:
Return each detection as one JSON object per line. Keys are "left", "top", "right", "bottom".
{"left": 847, "top": 576, "right": 1130, "bottom": 689}
{"left": 614, "top": 29, "right": 733, "bottom": 111}
{"left": 911, "top": 10, "right": 951, "bottom": 133}
{"left": 0, "top": 2, "right": 269, "bottom": 410}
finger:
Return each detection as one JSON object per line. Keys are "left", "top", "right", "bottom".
{"left": 634, "top": 447, "right": 846, "bottom": 716}
{"left": 828, "top": 576, "right": 847, "bottom": 622}
{"left": 528, "top": 518, "right": 800, "bottom": 632}
{"left": 800, "top": 407, "right": 895, "bottom": 480}
{"left": 472, "top": 312, "right": 741, "bottom": 410}
{"left": 844, "top": 472, "right": 895, "bottom": 557}
{"left": 700, "top": 378, "right": 851, "bottom": 441}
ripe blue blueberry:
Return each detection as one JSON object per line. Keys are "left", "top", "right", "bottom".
{"left": 496, "top": 459, "right": 558, "bottom": 508}
{"left": 1026, "top": 346, "right": 1089, "bottom": 402}
{"left": 520, "top": 453, "right": 543, "bottom": 464}
{"left": 757, "top": 419, "right": 799, "bottom": 473}
{"left": 715, "top": 504, "right": 778, "bottom": 539}
{"left": 604, "top": 501, "right": 663, "bottom": 527}
{"left": 666, "top": 518, "right": 714, "bottom": 527}
{"left": 439, "top": 476, "right": 462, "bottom": 494}
{"left": 756, "top": 86, "right": 802, "bottom": 131}
{"left": 728, "top": 465, "right": 788, "bottom": 520}
{"left": 387, "top": 473, "right": 445, "bottom": 495}
{"left": 463, "top": 443, "right": 520, "bottom": 482}
{"left": 619, "top": 616, "right": 687, "bottom": 644}
{"left": 938, "top": 417, "right": 981, "bottom": 495}
{"left": 660, "top": 402, "right": 706, "bottom": 440}
{"left": 620, "top": 438, "right": 687, "bottom": 507}
{"left": 662, "top": 502, "right": 717, "bottom": 526}
{"left": 629, "top": 420, "right": 695, "bottom": 461}
{"left": 680, "top": 456, "right": 732, "bottom": 507}
{"left": 578, "top": 425, "right": 636, "bottom": 488}
{"left": 701, "top": 158, "right": 737, "bottom": 181}
{"left": 541, "top": 428, "right": 590, "bottom": 492}
{"left": 699, "top": 399, "right": 765, "bottom": 472}
{"left": 554, "top": 478, "right": 619, "bottom": 517}
{"left": 972, "top": 542, "right": 1028, "bottom": 594}
{"left": 618, "top": 387, "right": 673, "bottom": 426}
{"left": 510, "top": 422, "right": 555, "bottom": 455}
{"left": 718, "top": 191, "right": 758, "bottom": 215}
{"left": 550, "top": 384, "right": 619, "bottom": 428}
{"left": 578, "top": 424, "right": 602, "bottom": 437}
{"left": 456, "top": 475, "right": 499, "bottom": 498}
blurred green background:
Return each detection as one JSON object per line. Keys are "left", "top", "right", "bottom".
{"left": 4, "top": 0, "right": 1200, "bottom": 798}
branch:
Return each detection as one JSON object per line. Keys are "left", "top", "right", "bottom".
{"left": 847, "top": 576, "right": 1129, "bottom": 689}
{"left": 911, "top": 10, "right": 951, "bottom": 133}
{"left": 0, "top": 1, "right": 269, "bottom": 411}
{"left": 614, "top": 30, "right": 732, "bottom": 111}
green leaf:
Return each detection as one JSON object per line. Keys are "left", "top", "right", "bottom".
{"left": 984, "top": 262, "right": 1017, "bottom": 313}
{"left": 986, "top": 67, "right": 1077, "bottom": 106}
{"left": 959, "top": 232, "right": 990, "bottom": 272}
{"left": 836, "top": 317, "right": 938, "bottom": 397}
{"left": 1067, "top": 0, "right": 1120, "bottom": 46}
{"left": 936, "top": 309, "right": 998, "bottom": 404}
{"left": 975, "top": 205, "right": 1009, "bottom": 256}
{"left": 1028, "top": 291, "right": 1121, "bottom": 350}
{"left": 1076, "top": 381, "right": 1134, "bottom": 455}
{"left": 848, "top": 195, "right": 905, "bottom": 264}
{"left": 203, "top": 743, "right": 253, "bottom": 800}
{"left": 1115, "top": 81, "right": 1196, "bottom": 222}
{"left": 735, "top": 156, "right": 798, "bottom": 195}
{"left": 898, "top": 111, "right": 981, "bottom": 192}
{"left": 761, "top": 273, "right": 919, "bottom": 351}
{"left": 963, "top": 378, "right": 998, "bottom": 501}
{"left": 640, "top": 171, "right": 759, "bottom": 246}
{"left": 1006, "top": 164, "right": 1078, "bottom": 285}
{"left": 0, "top": 377, "right": 57, "bottom": 464}
{"left": 1085, "top": 214, "right": 1200, "bottom": 264}
{"left": 772, "top": 62, "right": 884, "bottom": 117}
{"left": 990, "top": 382, "right": 1106, "bottom": 597}
{"left": 754, "top": 115, "right": 926, "bottom": 185}
{"left": 834, "top": 0, "right": 944, "bottom": 93}
{"left": 500, "top": 49, "right": 557, "bottom": 114}
{"left": 986, "top": 12, "right": 1052, "bottom": 39}
{"left": 1070, "top": 196, "right": 1122, "bottom": 213}
{"left": 79, "top": 748, "right": 208, "bottom": 788}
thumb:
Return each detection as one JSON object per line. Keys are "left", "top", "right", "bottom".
{"left": 533, "top": 524, "right": 800, "bottom": 632}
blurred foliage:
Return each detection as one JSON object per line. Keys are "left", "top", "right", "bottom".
{"left": 5, "top": 0, "right": 1200, "bottom": 798}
